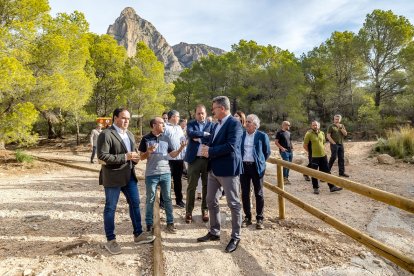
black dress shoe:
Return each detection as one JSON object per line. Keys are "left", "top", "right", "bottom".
{"left": 339, "top": 173, "right": 350, "bottom": 177}
{"left": 330, "top": 186, "right": 343, "bottom": 192}
{"left": 176, "top": 201, "right": 185, "bottom": 208}
{"left": 225, "top": 238, "right": 240, "bottom": 253}
{"left": 197, "top": 232, "right": 220, "bottom": 242}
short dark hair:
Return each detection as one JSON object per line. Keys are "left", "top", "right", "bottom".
{"left": 168, "top": 110, "right": 179, "bottom": 119}
{"left": 195, "top": 104, "right": 206, "bottom": 113}
{"left": 149, "top": 118, "right": 157, "bottom": 128}
{"left": 112, "top": 107, "right": 128, "bottom": 122}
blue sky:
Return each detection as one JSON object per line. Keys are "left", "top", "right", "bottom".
{"left": 48, "top": 0, "right": 414, "bottom": 56}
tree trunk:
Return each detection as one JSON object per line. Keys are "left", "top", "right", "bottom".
{"left": 47, "top": 119, "right": 57, "bottom": 139}
{"left": 0, "top": 140, "right": 5, "bottom": 150}
{"left": 232, "top": 97, "right": 238, "bottom": 114}
{"left": 76, "top": 121, "right": 80, "bottom": 146}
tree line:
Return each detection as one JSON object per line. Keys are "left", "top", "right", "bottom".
{"left": 0, "top": 0, "right": 173, "bottom": 146}
{"left": 173, "top": 10, "right": 414, "bottom": 138}
{"left": 1, "top": 1, "right": 413, "bottom": 147}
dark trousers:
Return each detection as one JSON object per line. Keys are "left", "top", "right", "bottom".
{"left": 161, "top": 160, "right": 183, "bottom": 204}
{"left": 329, "top": 144, "right": 345, "bottom": 175}
{"left": 304, "top": 142, "right": 312, "bottom": 176}
{"left": 186, "top": 157, "right": 208, "bottom": 213}
{"left": 240, "top": 162, "right": 264, "bottom": 221}
{"left": 310, "top": 156, "right": 334, "bottom": 189}
{"left": 91, "top": 146, "right": 97, "bottom": 162}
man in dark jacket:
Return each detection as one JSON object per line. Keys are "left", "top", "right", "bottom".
{"left": 196, "top": 96, "right": 243, "bottom": 253}
{"left": 240, "top": 114, "right": 271, "bottom": 230}
{"left": 184, "top": 104, "right": 215, "bottom": 223}
{"left": 97, "top": 107, "right": 155, "bottom": 255}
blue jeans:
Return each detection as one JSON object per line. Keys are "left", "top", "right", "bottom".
{"left": 145, "top": 173, "right": 174, "bottom": 226}
{"left": 103, "top": 176, "right": 143, "bottom": 241}
{"left": 280, "top": 151, "right": 293, "bottom": 178}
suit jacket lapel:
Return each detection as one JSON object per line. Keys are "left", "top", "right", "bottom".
{"left": 127, "top": 131, "right": 135, "bottom": 151}
{"left": 110, "top": 126, "right": 128, "bottom": 152}
{"left": 212, "top": 118, "right": 230, "bottom": 143}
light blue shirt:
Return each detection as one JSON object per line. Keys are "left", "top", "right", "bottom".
{"left": 213, "top": 114, "right": 231, "bottom": 142}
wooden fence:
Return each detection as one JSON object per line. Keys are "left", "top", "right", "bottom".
{"left": 265, "top": 157, "right": 414, "bottom": 273}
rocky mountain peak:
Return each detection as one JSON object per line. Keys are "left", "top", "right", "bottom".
{"left": 120, "top": 7, "right": 139, "bottom": 19}
{"left": 107, "top": 8, "right": 226, "bottom": 77}
{"left": 107, "top": 8, "right": 182, "bottom": 72}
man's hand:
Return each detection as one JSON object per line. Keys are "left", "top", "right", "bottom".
{"left": 147, "top": 144, "right": 158, "bottom": 154}
{"left": 201, "top": 144, "right": 209, "bottom": 158}
{"left": 179, "top": 140, "right": 187, "bottom": 150}
{"left": 127, "top": 152, "right": 140, "bottom": 161}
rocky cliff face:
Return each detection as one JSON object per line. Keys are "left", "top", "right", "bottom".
{"left": 107, "top": 7, "right": 182, "bottom": 72}
{"left": 107, "top": 7, "right": 225, "bottom": 76}
{"left": 172, "top": 42, "right": 226, "bottom": 68}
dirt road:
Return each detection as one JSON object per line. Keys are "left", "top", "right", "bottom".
{"left": 0, "top": 141, "right": 413, "bottom": 275}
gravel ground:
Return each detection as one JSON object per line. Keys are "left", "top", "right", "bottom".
{"left": 0, "top": 140, "right": 413, "bottom": 275}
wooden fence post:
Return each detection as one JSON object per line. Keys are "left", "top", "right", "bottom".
{"left": 276, "top": 164, "right": 285, "bottom": 219}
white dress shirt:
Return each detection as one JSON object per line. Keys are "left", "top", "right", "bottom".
{"left": 243, "top": 131, "right": 256, "bottom": 162}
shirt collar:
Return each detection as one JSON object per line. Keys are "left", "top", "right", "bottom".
{"left": 247, "top": 130, "right": 256, "bottom": 137}
{"left": 113, "top": 124, "right": 126, "bottom": 135}
{"left": 219, "top": 114, "right": 231, "bottom": 125}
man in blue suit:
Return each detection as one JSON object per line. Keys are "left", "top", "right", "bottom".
{"left": 184, "top": 104, "right": 215, "bottom": 223}
{"left": 196, "top": 96, "right": 243, "bottom": 253}
{"left": 240, "top": 114, "right": 271, "bottom": 230}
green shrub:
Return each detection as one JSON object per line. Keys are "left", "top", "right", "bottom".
{"left": 15, "top": 150, "right": 34, "bottom": 163}
{"left": 374, "top": 126, "right": 414, "bottom": 158}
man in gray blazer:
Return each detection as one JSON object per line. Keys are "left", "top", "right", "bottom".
{"left": 97, "top": 107, "right": 155, "bottom": 255}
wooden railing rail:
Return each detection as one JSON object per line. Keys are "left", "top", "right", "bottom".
{"left": 265, "top": 157, "right": 414, "bottom": 273}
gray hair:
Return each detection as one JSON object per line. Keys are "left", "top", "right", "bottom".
{"left": 334, "top": 114, "right": 342, "bottom": 121}
{"left": 167, "top": 110, "right": 179, "bottom": 119}
{"left": 212, "top": 96, "right": 230, "bottom": 111}
{"left": 247, "top": 114, "right": 260, "bottom": 129}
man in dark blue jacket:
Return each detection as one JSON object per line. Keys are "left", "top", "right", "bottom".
{"left": 196, "top": 96, "right": 243, "bottom": 253}
{"left": 184, "top": 104, "right": 215, "bottom": 223}
{"left": 240, "top": 114, "right": 271, "bottom": 230}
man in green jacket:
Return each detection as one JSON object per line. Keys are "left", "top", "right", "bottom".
{"left": 303, "top": 121, "right": 343, "bottom": 195}
{"left": 327, "top": 114, "right": 349, "bottom": 177}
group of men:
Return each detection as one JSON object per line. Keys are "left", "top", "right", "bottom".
{"left": 275, "top": 115, "right": 348, "bottom": 194}
{"left": 94, "top": 96, "right": 348, "bottom": 255}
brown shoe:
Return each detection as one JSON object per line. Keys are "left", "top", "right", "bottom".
{"left": 202, "top": 210, "right": 209, "bottom": 222}
{"left": 185, "top": 213, "right": 192, "bottom": 224}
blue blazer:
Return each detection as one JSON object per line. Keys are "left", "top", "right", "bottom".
{"left": 207, "top": 116, "right": 243, "bottom": 176}
{"left": 241, "top": 130, "right": 271, "bottom": 177}
{"left": 184, "top": 120, "right": 215, "bottom": 164}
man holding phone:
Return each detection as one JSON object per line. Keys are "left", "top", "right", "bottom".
{"left": 139, "top": 117, "right": 186, "bottom": 235}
